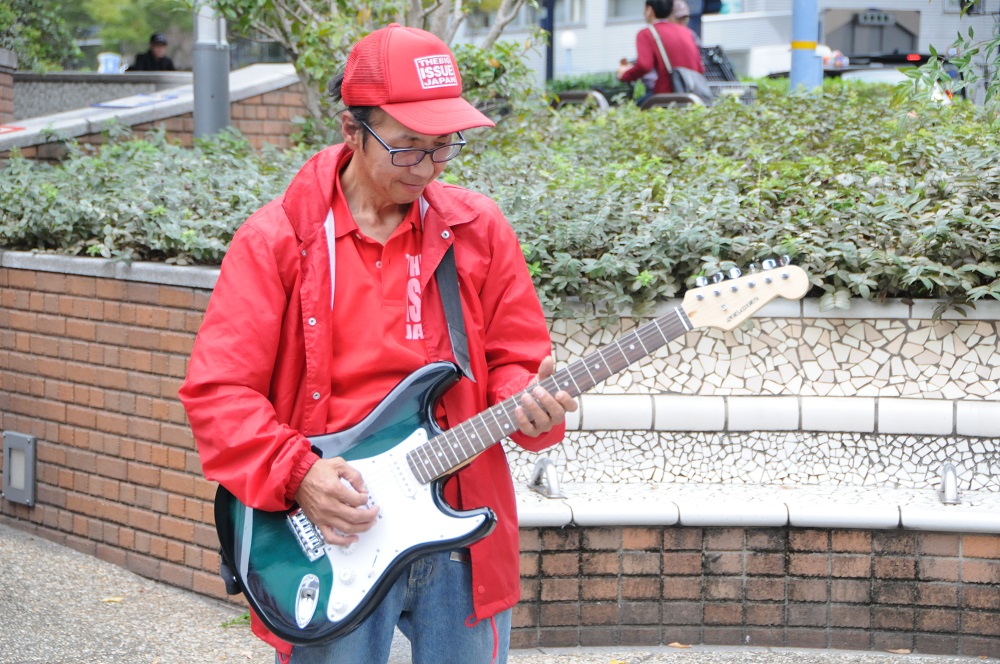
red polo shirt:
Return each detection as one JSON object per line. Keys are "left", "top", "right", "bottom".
{"left": 326, "top": 167, "right": 429, "bottom": 432}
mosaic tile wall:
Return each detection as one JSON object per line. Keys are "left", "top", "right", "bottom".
{"left": 507, "top": 311, "right": 1000, "bottom": 491}
{"left": 548, "top": 315, "right": 1000, "bottom": 400}
{"left": 506, "top": 431, "right": 1000, "bottom": 491}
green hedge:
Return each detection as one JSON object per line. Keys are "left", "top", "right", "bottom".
{"left": 2, "top": 82, "right": 999, "bottom": 318}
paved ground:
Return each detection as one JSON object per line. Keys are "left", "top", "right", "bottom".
{"left": 0, "top": 521, "right": 992, "bottom": 664}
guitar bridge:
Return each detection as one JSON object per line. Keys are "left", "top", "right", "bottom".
{"left": 287, "top": 508, "right": 327, "bottom": 562}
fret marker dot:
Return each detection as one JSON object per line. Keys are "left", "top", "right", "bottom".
{"left": 629, "top": 344, "right": 635, "bottom": 350}
{"left": 504, "top": 424, "right": 510, "bottom": 429}
{"left": 594, "top": 364, "right": 600, "bottom": 370}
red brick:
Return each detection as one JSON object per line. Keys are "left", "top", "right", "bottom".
{"left": 831, "top": 553, "right": 870, "bottom": 578}
{"left": 581, "top": 528, "right": 620, "bottom": 550}
{"left": 580, "top": 552, "right": 619, "bottom": 576}
{"left": 622, "top": 551, "right": 660, "bottom": 575}
{"left": 541, "top": 577, "right": 579, "bottom": 602}
{"left": 789, "top": 553, "right": 829, "bottom": 576}
{"left": 874, "top": 531, "right": 916, "bottom": 555}
{"left": 875, "top": 556, "right": 916, "bottom": 579}
{"left": 919, "top": 557, "right": 960, "bottom": 582}
{"left": 746, "top": 552, "right": 784, "bottom": 575}
{"left": 963, "top": 559, "right": 1000, "bottom": 584}
{"left": 830, "top": 604, "right": 870, "bottom": 628}
{"left": 746, "top": 577, "right": 785, "bottom": 602}
{"left": 541, "top": 552, "right": 578, "bottom": 576}
{"left": 917, "top": 532, "right": 959, "bottom": 556}
{"left": 705, "top": 551, "right": 743, "bottom": 575}
{"left": 662, "top": 551, "right": 701, "bottom": 575}
{"left": 787, "top": 603, "right": 827, "bottom": 627}
{"left": 745, "top": 603, "right": 784, "bottom": 626}
{"left": 662, "top": 576, "right": 702, "bottom": 600}
{"left": 663, "top": 528, "right": 702, "bottom": 550}
{"left": 622, "top": 576, "right": 660, "bottom": 600}
{"left": 539, "top": 603, "right": 579, "bottom": 627}
{"left": 622, "top": 527, "right": 660, "bottom": 550}
{"left": 703, "top": 603, "right": 741, "bottom": 625}
{"left": 704, "top": 528, "right": 743, "bottom": 551}
{"left": 831, "top": 530, "right": 871, "bottom": 553}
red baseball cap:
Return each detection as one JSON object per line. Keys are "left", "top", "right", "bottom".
{"left": 342, "top": 24, "right": 495, "bottom": 135}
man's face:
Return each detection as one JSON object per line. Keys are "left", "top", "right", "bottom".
{"left": 152, "top": 43, "right": 167, "bottom": 58}
{"left": 343, "top": 112, "right": 454, "bottom": 206}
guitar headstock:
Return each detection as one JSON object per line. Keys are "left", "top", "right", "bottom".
{"left": 682, "top": 259, "right": 809, "bottom": 331}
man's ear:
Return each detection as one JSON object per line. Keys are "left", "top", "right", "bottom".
{"left": 341, "top": 112, "right": 363, "bottom": 148}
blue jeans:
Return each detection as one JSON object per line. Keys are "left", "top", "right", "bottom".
{"left": 285, "top": 549, "right": 511, "bottom": 664}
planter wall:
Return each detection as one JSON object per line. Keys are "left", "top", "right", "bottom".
{"left": 1, "top": 252, "right": 998, "bottom": 657}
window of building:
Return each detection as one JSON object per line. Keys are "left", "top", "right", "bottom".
{"left": 467, "top": 0, "right": 585, "bottom": 32}
{"left": 608, "top": 0, "right": 645, "bottom": 19}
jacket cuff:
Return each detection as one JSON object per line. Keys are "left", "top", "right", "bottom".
{"left": 285, "top": 449, "right": 320, "bottom": 505}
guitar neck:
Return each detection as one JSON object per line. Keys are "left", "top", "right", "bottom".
{"left": 406, "top": 307, "right": 693, "bottom": 484}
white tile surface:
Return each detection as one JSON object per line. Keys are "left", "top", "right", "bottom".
{"left": 652, "top": 395, "right": 726, "bottom": 431}
{"left": 956, "top": 401, "right": 1000, "bottom": 437}
{"left": 579, "top": 394, "right": 653, "bottom": 430}
{"left": 801, "top": 397, "right": 875, "bottom": 432}
{"left": 727, "top": 397, "right": 800, "bottom": 431}
{"left": 879, "top": 398, "right": 953, "bottom": 435}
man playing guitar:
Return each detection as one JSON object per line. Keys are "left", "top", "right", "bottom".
{"left": 179, "top": 23, "right": 576, "bottom": 664}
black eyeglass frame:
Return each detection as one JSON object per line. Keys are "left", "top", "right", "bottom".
{"left": 359, "top": 121, "right": 466, "bottom": 167}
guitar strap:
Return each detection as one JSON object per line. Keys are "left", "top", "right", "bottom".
{"left": 435, "top": 244, "right": 475, "bottom": 383}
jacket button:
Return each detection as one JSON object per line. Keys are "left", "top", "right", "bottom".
{"left": 441, "top": 230, "right": 450, "bottom": 239}
{"left": 477, "top": 585, "right": 485, "bottom": 594}
{"left": 301, "top": 249, "right": 307, "bottom": 257}
{"left": 307, "top": 317, "right": 317, "bottom": 326}
{"left": 312, "top": 392, "right": 321, "bottom": 400}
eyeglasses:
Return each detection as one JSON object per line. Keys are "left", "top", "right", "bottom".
{"left": 360, "top": 121, "right": 466, "bottom": 167}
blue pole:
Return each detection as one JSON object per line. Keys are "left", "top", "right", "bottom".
{"left": 789, "top": 0, "right": 821, "bottom": 92}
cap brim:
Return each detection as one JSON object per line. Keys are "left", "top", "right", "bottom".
{"left": 381, "top": 97, "right": 494, "bottom": 135}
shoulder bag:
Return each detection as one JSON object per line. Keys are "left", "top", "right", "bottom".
{"left": 647, "top": 25, "right": 713, "bottom": 105}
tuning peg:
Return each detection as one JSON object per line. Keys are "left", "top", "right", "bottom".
{"left": 728, "top": 268, "right": 742, "bottom": 279}
{"left": 779, "top": 255, "right": 792, "bottom": 266}
{"left": 711, "top": 272, "right": 726, "bottom": 284}
{"left": 694, "top": 276, "right": 709, "bottom": 288}
{"left": 747, "top": 263, "right": 760, "bottom": 274}
{"left": 761, "top": 258, "right": 777, "bottom": 270}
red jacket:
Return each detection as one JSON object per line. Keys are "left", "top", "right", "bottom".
{"left": 620, "top": 21, "right": 704, "bottom": 94}
{"left": 179, "top": 144, "right": 564, "bottom": 654}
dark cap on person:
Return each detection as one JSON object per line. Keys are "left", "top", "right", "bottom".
{"left": 150, "top": 33, "right": 168, "bottom": 45}
{"left": 341, "top": 24, "right": 494, "bottom": 135}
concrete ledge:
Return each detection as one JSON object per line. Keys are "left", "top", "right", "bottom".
{"left": 0, "top": 250, "right": 219, "bottom": 289}
{"left": 517, "top": 482, "right": 1000, "bottom": 533}
{"left": 1, "top": 64, "right": 298, "bottom": 152}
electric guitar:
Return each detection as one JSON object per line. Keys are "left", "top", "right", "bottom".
{"left": 215, "top": 260, "right": 810, "bottom": 645}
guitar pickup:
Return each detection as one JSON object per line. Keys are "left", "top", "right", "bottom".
{"left": 287, "top": 508, "right": 327, "bottom": 562}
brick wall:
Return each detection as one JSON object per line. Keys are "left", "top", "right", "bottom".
{"left": 516, "top": 526, "right": 1000, "bottom": 658}
{"left": 2, "top": 259, "right": 1000, "bottom": 656}
{"left": 7, "top": 82, "right": 307, "bottom": 160}
{"left": 0, "top": 266, "right": 223, "bottom": 597}
{"left": 0, "top": 48, "right": 16, "bottom": 125}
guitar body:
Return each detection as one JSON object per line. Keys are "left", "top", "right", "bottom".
{"left": 215, "top": 362, "right": 496, "bottom": 645}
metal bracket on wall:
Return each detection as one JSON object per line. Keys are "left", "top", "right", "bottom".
{"left": 938, "top": 462, "right": 961, "bottom": 505}
{"left": 529, "top": 457, "right": 565, "bottom": 499}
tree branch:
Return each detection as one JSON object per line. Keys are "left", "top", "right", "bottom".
{"left": 480, "top": 0, "right": 526, "bottom": 49}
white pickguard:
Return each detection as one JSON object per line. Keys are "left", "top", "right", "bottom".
{"left": 323, "top": 427, "right": 486, "bottom": 622}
